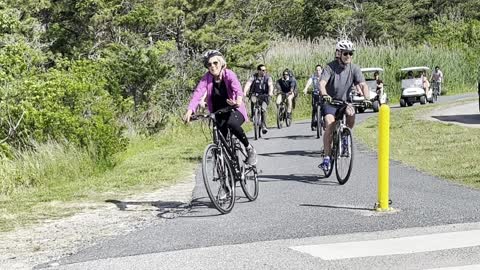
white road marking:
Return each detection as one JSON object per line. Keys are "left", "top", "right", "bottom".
{"left": 427, "top": 265, "right": 480, "bottom": 270}
{"left": 290, "top": 229, "right": 480, "bottom": 260}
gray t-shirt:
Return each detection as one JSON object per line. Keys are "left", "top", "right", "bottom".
{"left": 320, "top": 60, "right": 365, "bottom": 101}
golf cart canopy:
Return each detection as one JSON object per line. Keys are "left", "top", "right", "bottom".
{"left": 400, "top": 66, "right": 430, "bottom": 72}
{"left": 361, "top": 67, "right": 384, "bottom": 73}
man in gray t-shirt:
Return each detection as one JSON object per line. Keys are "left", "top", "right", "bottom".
{"left": 318, "top": 39, "right": 369, "bottom": 172}
{"left": 320, "top": 60, "right": 365, "bottom": 101}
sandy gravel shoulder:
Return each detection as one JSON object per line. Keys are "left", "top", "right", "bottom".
{"left": 0, "top": 176, "right": 195, "bottom": 269}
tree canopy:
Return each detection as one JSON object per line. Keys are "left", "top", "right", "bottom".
{"left": 1, "top": 0, "right": 479, "bottom": 160}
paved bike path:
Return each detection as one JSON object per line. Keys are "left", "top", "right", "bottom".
{"left": 42, "top": 94, "right": 480, "bottom": 268}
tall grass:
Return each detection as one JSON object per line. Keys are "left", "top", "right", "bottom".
{"left": 262, "top": 38, "right": 477, "bottom": 102}
{"left": 0, "top": 142, "right": 97, "bottom": 197}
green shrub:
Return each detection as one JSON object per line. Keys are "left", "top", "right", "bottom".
{"left": 0, "top": 60, "right": 126, "bottom": 160}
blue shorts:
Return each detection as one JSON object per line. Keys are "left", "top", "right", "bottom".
{"left": 322, "top": 103, "right": 340, "bottom": 117}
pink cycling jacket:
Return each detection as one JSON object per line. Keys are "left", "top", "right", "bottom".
{"left": 187, "top": 68, "right": 249, "bottom": 122}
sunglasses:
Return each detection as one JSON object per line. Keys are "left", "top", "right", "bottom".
{"left": 260, "top": 69, "right": 266, "bottom": 71}
{"left": 342, "top": 51, "right": 354, "bottom": 56}
{"left": 207, "top": 61, "right": 219, "bottom": 67}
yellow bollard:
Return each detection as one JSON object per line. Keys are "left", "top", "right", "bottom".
{"left": 376, "top": 104, "right": 391, "bottom": 211}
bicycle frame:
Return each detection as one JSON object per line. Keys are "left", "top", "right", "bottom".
{"left": 313, "top": 95, "right": 324, "bottom": 123}
{"left": 432, "top": 81, "right": 440, "bottom": 94}
{"left": 250, "top": 93, "right": 268, "bottom": 139}
{"left": 250, "top": 93, "right": 268, "bottom": 112}
{"left": 322, "top": 100, "right": 349, "bottom": 157}
{"left": 208, "top": 112, "right": 245, "bottom": 181}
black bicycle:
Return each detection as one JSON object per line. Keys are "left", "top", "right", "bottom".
{"left": 250, "top": 93, "right": 269, "bottom": 140}
{"left": 276, "top": 93, "right": 292, "bottom": 128}
{"left": 192, "top": 107, "right": 259, "bottom": 214}
{"left": 319, "top": 100, "right": 354, "bottom": 185}
{"left": 312, "top": 94, "right": 324, "bottom": 139}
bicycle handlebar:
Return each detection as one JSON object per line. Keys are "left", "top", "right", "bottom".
{"left": 249, "top": 93, "right": 270, "bottom": 97}
{"left": 190, "top": 106, "right": 236, "bottom": 121}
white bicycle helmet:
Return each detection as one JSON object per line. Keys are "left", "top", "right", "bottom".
{"left": 202, "top": 49, "right": 224, "bottom": 68}
{"left": 335, "top": 39, "right": 355, "bottom": 51}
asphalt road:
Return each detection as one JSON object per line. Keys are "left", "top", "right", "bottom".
{"left": 39, "top": 93, "right": 480, "bottom": 270}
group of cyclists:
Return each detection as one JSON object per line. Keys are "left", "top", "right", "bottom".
{"left": 243, "top": 65, "right": 298, "bottom": 135}
{"left": 183, "top": 39, "right": 370, "bottom": 171}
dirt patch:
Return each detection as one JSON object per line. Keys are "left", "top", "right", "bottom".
{"left": 0, "top": 177, "right": 195, "bottom": 269}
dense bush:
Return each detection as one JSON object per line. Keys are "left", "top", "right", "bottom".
{"left": 0, "top": 60, "right": 126, "bottom": 160}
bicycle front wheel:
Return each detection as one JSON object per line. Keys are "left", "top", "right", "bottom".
{"left": 202, "top": 144, "right": 236, "bottom": 214}
{"left": 335, "top": 127, "right": 354, "bottom": 185}
{"left": 277, "top": 106, "right": 283, "bottom": 129}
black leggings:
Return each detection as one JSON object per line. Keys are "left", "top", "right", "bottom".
{"left": 217, "top": 110, "right": 249, "bottom": 147}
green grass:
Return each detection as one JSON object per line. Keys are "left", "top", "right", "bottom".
{"left": 355, "top": 98, "right": 480, "bottom": 189}
{"left": 0, "top": 120, "right": 211, "bottom": 232}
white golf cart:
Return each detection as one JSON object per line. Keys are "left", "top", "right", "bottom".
{"left": 399, "top": 66, "right": 433, "bottom": 107}
{"left": 350, "top": 67, "right": 388, "bottom": 113}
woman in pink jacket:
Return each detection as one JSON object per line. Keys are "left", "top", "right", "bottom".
{"left": 183, "top": 50, "right": 257, "bottom": 165}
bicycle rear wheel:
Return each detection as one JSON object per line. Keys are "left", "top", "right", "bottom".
{"left": 236, "top": 143, "right": 259, "bottom": 201}
{"left": 277, "top": 106, "right": 283, "bottom": 129}
{"left": 286, "top": 110, "right": 292, "bottom": 127}
{"left": 202, "top": 144, "right": 236, "bottom": 214}
{"left": 316, "top": 106, "right": 322, "bottom": 138}
{"left": 335, "top": 127, "right": 354, "bottom": 185}
{"left": 253, "top": 109, "right": 259, "bottom": 140}
{"left": 241, "top": 165, "right": 259, "bottom": 201}
{"left": 323, "top": 154, "right": 334, "bottom": 178}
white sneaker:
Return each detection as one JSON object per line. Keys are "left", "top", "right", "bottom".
{"left": 245, "top": 145, "right": 257, "bottom": 165}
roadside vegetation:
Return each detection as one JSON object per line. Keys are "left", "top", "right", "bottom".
{"left": 2, "top": 0, "right": 480, "bottom": 232}
{"left": 0, "top": 121, "right": 210, "bottom": 231}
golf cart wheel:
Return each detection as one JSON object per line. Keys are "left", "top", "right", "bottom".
{"left": 372, "top": 101, "right": 380, "bottom": 112}
{"left": 400, "top": 98, "right": 406, "bottom": 107}
{"left": 420, "top": 96, "right": 426, "bottom": 105}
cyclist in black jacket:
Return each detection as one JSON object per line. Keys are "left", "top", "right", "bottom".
{"left": 244, "top": 64, "right": 274, "bottom": 134}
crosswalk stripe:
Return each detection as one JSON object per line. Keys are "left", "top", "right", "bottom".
{"left": 290, "top": 229, "right": 480, "bottom": 260}
{"left": 426, "top": 265, "right": 480, "bottom": 270}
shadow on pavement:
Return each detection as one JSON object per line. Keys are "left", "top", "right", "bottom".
{"left": 262, "top": 135, "right": 315, "bottom": 141}
{"left": 299, "top": 203, "right": 373, "bottom": 211}
{"left": 431, "top": 114, "right": 480, "bottom": 125}
{"left": 105, "top": 199, "right": 189, "bottom": 219}
{"left": 259, "top": 174, "right": 338, "bottom": 186}
{"left": 180, "top": 197, "right": 239, "bottom": 218}
{"left": 259, "top": 150, "right": 321, "bottom": 158}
